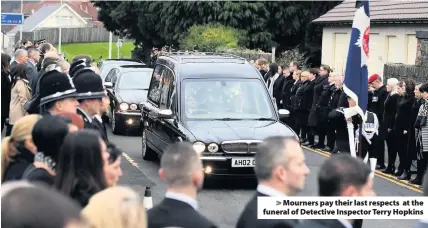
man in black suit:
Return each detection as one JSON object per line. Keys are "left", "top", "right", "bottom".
{"left": 296, "top": 154, "right": 375, "bottom": 228}
{"left": 147, "top": 142, "right": 217, "bottom": 228}
{"left": 26, "top": 48, "right": 40, "bottom": 88}
{"left": 236, "top": 136, "right": 310, "bottom": 228}
{"left": 10, "top": 49, "right": 28, "bottom": 73}
{"left": 367, "top": 74, "right": 389, "bottom": 170}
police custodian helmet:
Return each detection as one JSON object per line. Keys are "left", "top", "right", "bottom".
{"left": 39, "top": 69, "right": 77, "bottom": 106}
{"left": 69, "top": 59, "right": 92, "bottom": 78}
{"left": 72, "top": 69, "right": 105, "bottom": 100}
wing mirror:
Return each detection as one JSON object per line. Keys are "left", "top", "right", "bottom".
{"left": 104, "top": 82, "right": 113, "bottom": 89}
{"left": 278, "top": 109, "right": 290, "bottom": 119}
{"left": 158, "top": 109, "right": 174, "bottom": 119}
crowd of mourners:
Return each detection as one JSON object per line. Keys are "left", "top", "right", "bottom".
{"left": 1, "top": 40, "right": 427, "bottom": 228}
{"left": 253, "top": 59, "right": 428, "bottom": 187}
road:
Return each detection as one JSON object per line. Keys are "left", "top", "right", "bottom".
{"left": 110, "top": 128, "right": 422, "bottom": 228}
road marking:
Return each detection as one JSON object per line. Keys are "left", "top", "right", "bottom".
{"left": 302, "top": 146, "right": 423, "bottom": 193}
{"left": 121, "top": 152, "right": 156, "bottom": 187}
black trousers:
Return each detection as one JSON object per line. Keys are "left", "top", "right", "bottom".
{"left": 316, "top": 120, "right": 328, "bottom": 147}
{"left": 376, "top": 124, "right": 386, "bottom": 166}
{"left": 360, "top": 134, "right": 378, "bottom": 159}
{"left": 395, "top": 132, "right": 408, "bottom": 171}
{"left": 307, "top": 127, "right": 316, "bottom": 145}
{"left": 386, "top": 130, "right": 397, "bottom": 167}
{"left": 326, "top": 122, "right": 335, "bottom": 149}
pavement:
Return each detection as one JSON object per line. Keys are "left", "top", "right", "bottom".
{"left": 109, "top": 127, "right": 423, "bottom": 228}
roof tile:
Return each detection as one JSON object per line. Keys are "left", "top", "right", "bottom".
{"left": 313, "top": 0, "right": 428, "bottom": 23}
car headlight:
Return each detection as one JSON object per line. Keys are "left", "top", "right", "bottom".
{"left": 130, "top": 103, "right": 138, "bottom": 110}
{"left": 119, "top": 103, "right": 129, "bottom": 111}
{"left": 193, "top": 141, "right": 206, "bottom": 155}
{"left": 207, "top": 143, "right": 219, "bottom": 153}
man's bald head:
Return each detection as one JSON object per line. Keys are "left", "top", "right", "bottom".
{"left": 160, "top": 142, "right": 203, "bottom": 188}
{"left": 255, "top": 136, "right": 299, "bottom": 181}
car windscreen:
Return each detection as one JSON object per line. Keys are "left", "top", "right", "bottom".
{"left": 118, "top": 71, "right": 152, "bottom": 89}
{"left": 100, "top": 61, "right": 140, "bottom": 78}
{"left": 182, "top": 78, "right": 275, "bottom": 120}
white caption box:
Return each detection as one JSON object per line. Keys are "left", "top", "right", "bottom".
{"left": 257, "top": 197, "right": 428, "bottom": 220}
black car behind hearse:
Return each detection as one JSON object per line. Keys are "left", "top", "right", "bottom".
{"left": 140, "top": 52, "right": 297, "bottom": 178}
{"left": 104, "top": 64, "right": 153, "bottom": 135}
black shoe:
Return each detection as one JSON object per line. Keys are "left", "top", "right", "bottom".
{"left": 376, "top": 164, "right": 386, "bottom": 170}
{"left": 394, "top": 168, "right": 404, "bottom": 177}
{"left": 322, "top": 146, "right": 332, "bottom": 152}
{"left": 397, "top": 170, "right": 411, "bottom": 180}
{"left": 313, "top": 144, "right": 325, "bottom": 149}
{"left": 409, "top": 177, "right": 422, "bottom": 185}
{"left": 382, "top": 165, "right": 395, "bottom": 175}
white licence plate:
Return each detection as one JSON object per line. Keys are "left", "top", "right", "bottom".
{"left": 231, "top": 158, "right": 255, "bottom": 167}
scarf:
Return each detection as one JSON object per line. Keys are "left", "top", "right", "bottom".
{"left": 34, "top": 152, "right": 56, "bottom": 172}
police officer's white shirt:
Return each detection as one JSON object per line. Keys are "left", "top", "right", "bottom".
{"left": 94, "top": 114, "right": 102, "bottom": 123}
{"left": 257, "top": 184, "right": 286, "bottom": 197}
{"left": 165, "top": 192, "right": 198, "bottom": 210}
{"left": 78, "top": 107, "right": 93, "bottom": 123}
{"left": 338, "top": 219, "right": 353, "bottom": 228}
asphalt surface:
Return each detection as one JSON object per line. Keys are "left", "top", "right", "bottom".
{"left": 110, "top": 127, "right": 423, "bottom": 228}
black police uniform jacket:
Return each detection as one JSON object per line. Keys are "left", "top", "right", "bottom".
{"left": 147, "top": 198, "right": 217, "bottom": 228}
{"left": 236, "top": 191, "right": 297, "bottom": 228}
{"left": 76, "top": 108, "right": 109, "bottom": 143}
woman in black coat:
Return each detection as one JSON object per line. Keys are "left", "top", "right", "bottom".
{"left": 393, "top": 80, "right": 416, "bottom": 180}
{"left": 307, "top": 68, "right": 329, "bottom": 148}
{"left": 406, "top": 84, "right": 424, "bottom": 184}
{"left": 382, "top": 79, "right": 400, "bottom": 175}
{"left": 1, "top": 53, "right": 12, "bottom": 132}
{"left": 294, "top": 71, "right": 313, "bottom": 144}
{"left": 289, "top": 71, "right": 302, "bottom": 134}
{"left": 272, "top": 65, "right": 286, "bottom": 109}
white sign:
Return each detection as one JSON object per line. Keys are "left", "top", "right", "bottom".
{"left": 116, "top": 39, "right": 123, "bottom": 48}
{"left": 257, "top": 197, "right": 428, "bottom": 220}
{"left": 231, "top": 158, "right": 255, "bottom": 167}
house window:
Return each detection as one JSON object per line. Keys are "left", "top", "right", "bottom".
{"left": 56, "top": 16, "right": 72, "bottom": 26}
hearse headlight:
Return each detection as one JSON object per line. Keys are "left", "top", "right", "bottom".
{"left": 119, "top": 103, "right": 129, "bottom": 111}
{"left": 207, "top": 143, "right": 219, "bottom": 153}
{"left": 130, "top": 103, "right": 138, "bottom": 110}
{"left": 193, "top": 141, "right": 206, "bottom": 154}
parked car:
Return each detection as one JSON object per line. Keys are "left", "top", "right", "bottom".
{"left": 99, "top": 59, "right": 144, "bottom": 80}
{"left": 104, "top": 64, "right": 153, "bottom": 135}
{"left": 140, "top": 52, "right": 297, "bottom": 178}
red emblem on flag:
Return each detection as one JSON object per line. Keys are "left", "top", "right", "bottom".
{"left": 362, "top": 26, "right": 370, "bottom": 57}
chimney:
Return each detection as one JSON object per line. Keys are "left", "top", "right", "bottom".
{"left": 415, "top": 31, "right": 428, "bottom": 66}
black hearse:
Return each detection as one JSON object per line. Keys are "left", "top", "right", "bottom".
{"left": 140, "top": 52, "right": 297, "bottom": 177}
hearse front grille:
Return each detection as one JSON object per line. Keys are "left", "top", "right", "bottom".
{"left": 221, "top": 140, "right": 262, "bottom": 154}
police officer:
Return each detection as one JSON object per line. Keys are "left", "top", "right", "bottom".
{"left": 72, "top": 68, "right": 108, "bottom": 141}
{"left": 69, "top": 59, "right": 91, "bottom": 78}
{"left": 38, "top": 69, "right": 79, "bottom": 115}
